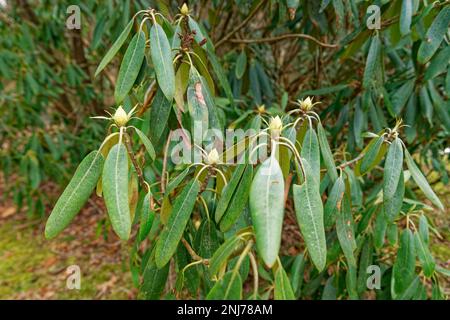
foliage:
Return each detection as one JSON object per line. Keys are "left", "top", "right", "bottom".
{"left": 1, "top": 0, "right": 449, "bottom": 300}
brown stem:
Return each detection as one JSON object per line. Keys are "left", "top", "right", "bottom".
{"left": 124, "top": 132, "right": 149, "bottom": 193}
{"left": 337, "top": 153, "right": 365, "bottom": 169}
{"left": 181, "top": 237, "right": 207, "bottom": 264}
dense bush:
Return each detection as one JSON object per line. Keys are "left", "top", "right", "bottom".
{"left": 1, "top": 1, "right": 449, "bottom": 299}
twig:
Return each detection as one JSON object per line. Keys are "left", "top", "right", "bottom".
{"left": 229, "top": 33, "right": 339, "bottom": 48}
{"left": 124, "top": 132, "right": 149, "bottom": 193}
{"left": 181, "top": 237, "right": 208, "bottom": 264}
{"left": 337, "top": 153, "right": 365, "bottom": 169}
{"left": 215, "top": 0, "right": 266, "bottom": 48}
{"left": 248, "top": 252, "right": 259, "bottom": 300}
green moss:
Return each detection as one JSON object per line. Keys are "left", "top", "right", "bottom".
{"left": 0, "top": 219, "right": 132, "bottom": 299}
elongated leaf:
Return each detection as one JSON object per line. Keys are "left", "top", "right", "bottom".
{"left": 293, "top": 159, "right": 327, "bottom": 271}
{"left": 206, "top": 271, "right": 242, "bottom": 300}
{"left": 134, "top": 127, "right": 155, "bottom": 161}
{"left": 220, "top": 165, "right": 253, "bottom": 232}
{"left": 383, "top": 138, "right": 404, "bottom": 199}
{"left": 363, "top": 34, "right": 381, "bottom": 89}
{"left": 289, "top": 254, "right": 305, "bottom": 297}
{"left": 400, "top": 0, "right": 412, "bottom": 36}
{"left": 209, "top": 234, "right": 242, "bottom": 277}
{"left": 140, "top": 255, "right": 170, "bottom": 299}
{"left": 139, "top": 192, "right": 155, "bottom": 242}
{"left": 392, "top": 229, "right": 416, "bottom": 298}
{"left": 45, "top": 151, "right": 104, "bottom": 239}
{"left": 324, "top": 176, "right": 345, "bottom": 229}
{"left": 301, "top": 128, "right": 320, "bottom": 185}
{"left": 418, "top": 215, "right": 430, "bottom": 245}
{"left": 187, "top": 70, "right": 209, "bottom": 135}
{"left": 155, "top": 179, "right": 200, "bottom": 268}
{"left": 149, "top": 88, "right": 172, "bottom": 144}
{"left": 198, "top": 220, "right": 219, "bottom": 259}
{"left": 357, "top": 237, "right": 373, "bottom": 294}
{"left": 115, "top": 31, "right": 146, "bottom": 103}
{"left": 404, "top": 149, "right": 444, "bottom": 210}
{"left": 317, "top": 122, "right": 338, "bottom": 183}
{"left": 249, "top": 156, "right": 285, "bottom": 267}
{"left": 425, "top": 46, "right": 450, "bottom": 80}
{"left": 235, "top": 50, "right": 247, "bottom": 79}
{"left": 274, "top": 266, "right": 296, "bottom": 300}
{"left": 215, "top": 165, "right": 246, "bottom": 223}
{"left": 336, "top": 195, "right": 357, "bottom": 267}
{"left": 95, "top": 19, "right": 133, "bottom": 77}
{"left": 150, "top": 23, "right": 175, "bottom": 101}
{"left": 359, "top": 136, "right": 385, "bottom": 174}
{"left": 414, "top": 231, "right": 435, "bottom": 278}
{"left": 418, "top": 7, "right": 450, "bottom": 64}
{"left": 103, "top": 143, "right": 131, "bottom": 240}
{"left": 384, "top": 170, "right": 404, "bottom": 222}
{"left": 397, "top": 276, "right": 420, "bottom": 300}
{"left": 373, "top": 209, "right": 387, "bottom": 249}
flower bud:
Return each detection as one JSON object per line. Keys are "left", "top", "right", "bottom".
{"left": 299, "top": 96, "right": 313, "bottom": 111}
{"left": 207, "top": 148, "right": 220, "bottom": 165}
{"left": 180, "top": 3, "right": 189, "bottom": 15}
{"left": 269, "top": 116, "right": 283, "bottom": 136}
{"left": 113, "top": 106, "right": 129, "bottom": 127}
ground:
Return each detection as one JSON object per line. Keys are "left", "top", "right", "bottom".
{"left": 0, "top": 186, "right": 137, "bottom": 299}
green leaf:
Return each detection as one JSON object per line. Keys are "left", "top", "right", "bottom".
{"left": 383, "top": 138, "right": 404, "bottom": 199}
{"left": 324, "top": 176, "right": 345, "bottom": 229}
{"left": 289, "top": 254, "right": 305, "bottom": 297}
{"left": 336, "top": 195, "right": 357, "bottom": 267}
{"left": 215, "top": 165, "right": 246, "bottom": 223}
{"left": 293, "top": 159, "right": 327, "bottom": 272}
{"left": 399, "top": 0, "right": 412, "bottom": 36}
{"left": 235, "top": 50, "right": 247, "bottom": 79}
{"left": 115, "top": 31, "right": 146, "bottom": 103}
{"left": 138, "top": 191, "right": 155, "bottom": 242}
{"left": 384, "top": 170, "right": 404, "bottom": 222}
{"left": 149, "top": 88, "right": 172, "bottom": 144}
{"left": 95, "top": 19, "right": 134, "bottom": 77}
{"left": 392, "top": 229, "right": 416, "bottom": 298}
{"left": 373, "top": 209, "right": 387, "bottom": 249}
{"left": 150, "top": 22, "right": 175, "bottom": 101}
{"left": 45, "top": 151, "right": 104, "bottom": 239}
{"left": 134, "top": 127, "right": 156, "bottom": 161}
{"left": 397, "top": 276, "right": 420, "bottom": 300}
{"left": 417, "top": 6, "right": 450, "bottom": 64}
{"left": 249, "top": 156, "right": 285, "bottom": 267}
{"left": 274, "top": 266, "right": 296, "bottom": 300}
{"left": 209, "top": 234, "right": 242, "bottom": 277}
{"left": 317, "top": 122, "right": 338, "bottom": 183}
{"left": 140, "top": 254, "right": 170, "bottom": 299}
{"left": 404, "top": 148, "right": 444, "bottom": 210}
{"left": 219, "top": 165, "right": 253, "bottom": 232}
{"left": 102, "top": 143, "right": 131, "bottom": 240}
{"left": 206, "top": 271, "right": 242, "bottom": 300}
{"left": 357, "top": 237, "right": 373, "bottom": 294}
{"left": 425, "top": 45, "right": 450, "bottom": 80}
{"left": 187, "top": 70, "right": 209, "bottom": 134}
{"left": 391, "top": 80, "right": 414, "bottom": 115}
{"left": 155, "top": 179, "right": 200, "bottom": 268}
{"left": 363, "top": 34, "right": 381, "bottom": 89}
{"left": 414, "top": 231, "right": 435, "bottom": 277}
{"left": 418, "top": 215, "right": 430, "bottom": 245}
{"left": 359, "top": 136, "right": 385, "bottom": 175}
{"left": 301, "top": 128, "right": 320, "bottom": 185}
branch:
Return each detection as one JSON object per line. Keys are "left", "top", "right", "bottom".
{"left": 337, "top": 153, "right": 365, "bottom": 169}
{"left": 229, "top": 33, "right": 339, "bottom": 48}
{"left": 215, "top": 0, "right": 267, "bottom": 48}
